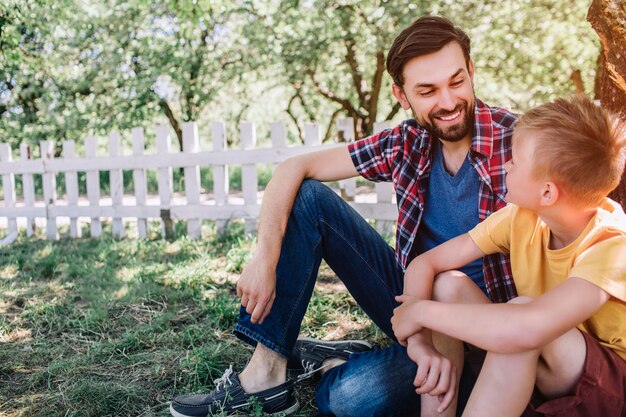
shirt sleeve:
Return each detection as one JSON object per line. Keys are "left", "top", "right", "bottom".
{"left": 569, "top": 236, "right": 626, "bottom": 302}
{"left": 468, "top": 204, "right": 515, "bottom": 255}
{"left": 348, "top": 124, "right": 405, "bottom": 182}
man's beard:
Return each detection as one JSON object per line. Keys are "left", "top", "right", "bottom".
{"left": 414, "top": 101, "right": 474, "bottom": 142}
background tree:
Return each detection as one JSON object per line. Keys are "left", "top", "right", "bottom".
{"left": 0, "top": 0, "right": 607, "bottom": 151}
{"left": 588, "top": 0, "right": 626, "bottom": 207}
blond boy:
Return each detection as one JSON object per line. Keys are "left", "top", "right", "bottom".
{"left": 392, "top": 95, "right": 626, "bottom": 417}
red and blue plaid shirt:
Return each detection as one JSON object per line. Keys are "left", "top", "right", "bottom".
{"left": 349, "top": 98, "right": 518, "bottom": 303}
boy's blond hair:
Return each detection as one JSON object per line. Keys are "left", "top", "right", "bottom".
{"left": 515, "top": 95, "right": 626, "bottom": 206}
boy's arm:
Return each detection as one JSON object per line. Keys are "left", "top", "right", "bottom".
{"left": 395, "top": 277, "right": 611, "bottom": 353}
{"left": 403, "top": 233, "right": 486, "bottom": 299}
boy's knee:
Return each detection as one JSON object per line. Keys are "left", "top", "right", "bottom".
{"left": 507, "top": 295, "right": 534, "bottom": 305}
{"left": 432, "top": 270, "right": 472, "bottom": 303}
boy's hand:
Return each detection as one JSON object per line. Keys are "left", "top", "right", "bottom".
{"left": 236, "top": 255, "right": 276, "bottom": 324}
{"left": 391, "top": 294, "right": 425, "bottom": 344}
{"left": 406, "top": 335, "right": 457, "bottom": 413}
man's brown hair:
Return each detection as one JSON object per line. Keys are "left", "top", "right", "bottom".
{"left": 516, "top": 95, "right": 626, "bottom": 206}
{"left": 386, "top": 15, "right": 471, "bottom": 87}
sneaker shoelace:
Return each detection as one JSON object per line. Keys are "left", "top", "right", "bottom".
{"left": 297, "top": 359, "right": 330, "bottom": 381}
{"left": 213, "top": 365, "right": 234, "bottom": 392}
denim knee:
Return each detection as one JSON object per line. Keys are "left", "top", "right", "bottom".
{"left": 315, "top": 347, "right": 420, "bottom": 417}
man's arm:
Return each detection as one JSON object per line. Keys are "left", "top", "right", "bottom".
{"left": 237, "top": 146, "right": 359, "bottom": 323}
{"left": 395, "top": 277, "right": 611, "bottom": 353}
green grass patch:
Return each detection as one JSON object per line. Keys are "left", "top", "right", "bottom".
{"left": 0, "top": 222, "right": 386, "bottom": 416}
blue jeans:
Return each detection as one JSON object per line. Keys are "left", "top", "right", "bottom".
{"left": 234, "top": 180, "right": 476, "bottom": 416}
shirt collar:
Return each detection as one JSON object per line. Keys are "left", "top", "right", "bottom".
{"left": 471, "top": 98, "right": 494, "bottom": 158}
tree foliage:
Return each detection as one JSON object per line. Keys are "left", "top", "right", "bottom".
{"left": 0, "top": 0, "right": 603, "bottom": 150}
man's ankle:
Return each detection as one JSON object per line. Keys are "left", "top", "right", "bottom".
{"left": 319, "top": 357, "right": 346, "bottom": 375}
{"left": 239, "top": 344, "right": 287, "bottom": 393}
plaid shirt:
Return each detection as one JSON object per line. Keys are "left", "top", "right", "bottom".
{"left": 349, "top": 98, "right": 518, "bottom": 303}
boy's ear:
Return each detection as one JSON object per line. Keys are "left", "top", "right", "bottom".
{"left": 392, "top": 84, "right": 411, "bottom": 110}
{"left": 540, "top": 181, "right": 559, "bottom": 206}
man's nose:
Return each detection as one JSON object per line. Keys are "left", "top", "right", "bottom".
{"left": 438, "top": 88, "right": 456, "bottom": 111}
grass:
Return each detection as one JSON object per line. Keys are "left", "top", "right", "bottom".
{"left": 0, "top": 221, "right": 389, "bottom": 416}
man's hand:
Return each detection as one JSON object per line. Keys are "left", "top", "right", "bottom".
{"left": 236, "top": 254, "right": 276, "bottom": 324}
{"left": 406, "top": 335, "right": 457, "bottom": 413}
{"left": 391, "top": 294, "right": 425, "bottom": 344}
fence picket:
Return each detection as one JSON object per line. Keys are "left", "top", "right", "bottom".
{"left": 0, "top": 144, "right": 17, "bottom": 236}
{"left": 63, "top": 141, "right": 81, "bottom": 238}
{"left": 182, "top": 122, "right": 201, "bottom": 239}
{"left": 212, "top": 122, "right": 229, "bottom": 234}
{"left": 155, "top": 125, "right": 174, "bottom": 239}
{"left": 241, "top": 122, "right": 258, "bottom": 235}
{"left": 372, "top": 122, "right": 394, "bottom": 235}
{"left": 132, "top": 127, "right": 148, "bottom": 238}
{"left": 19, "top": 144, "right": 36, "bottom": 236}
{"left": 109, "top": 132, "right": 125, "bottom": 239}
{"left": 85, "top": 136, "right": 102, "bottom": 237}
{"left": 336, "top": 118, "right": 356, "bottom": 200}
{"left": 40, "top": 141, "right": 58, "bottom": 240}
{"left": 0, "top": 120, "right": 399, "bottom": 243}
{"left": 304, "top": 123, "right": 321, "bottom": 146}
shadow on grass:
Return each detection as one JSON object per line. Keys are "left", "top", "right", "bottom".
{"left": 0, "top": 221, "right": 386, "bottom": 416}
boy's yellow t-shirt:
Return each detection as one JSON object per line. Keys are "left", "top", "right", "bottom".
{"left": 468, "top": 198, "right": 626, "bottom": 361}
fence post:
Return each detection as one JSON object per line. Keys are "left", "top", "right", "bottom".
{"left": 304, "top": 123, "right": 321, "bottom": 146}
{"left": 183, "top": 122, "right": 201, "bottom": 239}
{"left": 63, "top": 140, "right": 81, "bottom": 238}
{"left": 212, "top": 122, "right": 229, "bottom": 235}
{"left": 40, "top": 141, "right": 58, "bottom": 240}
{"left": 337, "top": 118, "right": 356, "bottom": 200}
{"left": 240, "top": 122, "right": 258, "bottom": 235}
{"left": 85, "top": 136, "right": 102, "bottom": 238}
{"left": 109, "top": 132, "right": 125, "bottom": 239}
{"left": 155, "top": 125, "right": 174, "bottom": 239}
{"left": 0, "top": 143, "right": 17, "bottom": 236}
{"left": 132, "top": 127, "right": 148, "bottom": 238}
{"left": 372, "top": 121, "right": 394, "bottom": 236}
{"left": 19, "top": 144, "right": 36, "bottom": 236}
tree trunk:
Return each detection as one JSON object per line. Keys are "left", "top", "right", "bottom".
{"left": 588, "top": 0, "right": 626, "bottom": 207}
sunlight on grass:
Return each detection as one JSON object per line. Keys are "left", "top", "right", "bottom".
{"left": 0, "top": 264, "right": 19, "bottom": 279}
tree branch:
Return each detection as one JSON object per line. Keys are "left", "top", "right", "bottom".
{"left": 344, "top": 38, "right": 367, "bottom": 106}
{"left": 286, "top": 91, "right": 304, "bottom": 143}
{"left": 323, "top": 108, "right": 343, "bottom": 143}
{"left": 158, "top": 98, "right": 183, "bottom": 150}
{"left": 368, "top": 49, "right": 386, "bottom": 126}
{"left": 308, "top": 69, "right": 365, "bottom": 123}
{"left": 385, "top": 102, "right": 402, "bottom": 121}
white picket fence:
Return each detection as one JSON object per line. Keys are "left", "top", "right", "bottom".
{"left": 0, "top": 118, "right": 397, "bottom": 244}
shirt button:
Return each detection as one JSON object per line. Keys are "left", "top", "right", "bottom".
{"left": 418, "top": 170, "right": 423, "bottom": 175}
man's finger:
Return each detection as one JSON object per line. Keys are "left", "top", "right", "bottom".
{"left": 250, "top": 301, "right": 266, "bottom": 324}
{"left": 258, "top": 297, "right": 274, "bottom": 324}
{"left": 241, "top": 294, "right": 249, "bottom": 308}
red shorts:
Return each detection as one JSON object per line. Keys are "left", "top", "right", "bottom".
{"left": 523, "top": 330, "right": 626, "bottom": 417}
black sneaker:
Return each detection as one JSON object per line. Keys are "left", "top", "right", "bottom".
{"left": 169, "top": 366, "right": 299, "bottom": 417}
{"left": 288, "top": 337, "right": 373, "bottom": 380}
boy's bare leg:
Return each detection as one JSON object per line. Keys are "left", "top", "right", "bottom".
{"left": 239, "top": 343, "right": 287, "bottom": 393}
{"left": 420, "top": 271, "right": 491, "bottom": 416}
{"left": 420, "top": 332, "right": 465, "bottom": 417}
{"left": 462, "top": 297, "right": 587, "bottom": 417}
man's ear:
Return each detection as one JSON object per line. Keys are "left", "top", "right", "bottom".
{"left": 540, "top": 181, "right": 559, "bottom": 207}
{"left": 468, "top": 59, "right": 475, "bottom": 85}
{"left": 392, "top": 84, "right": 411, "bottom": 110}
